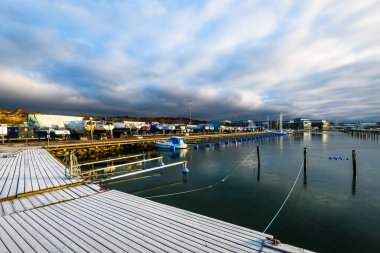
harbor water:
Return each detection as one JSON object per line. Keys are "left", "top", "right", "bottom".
{"left": 98, "top": 132, "right": 380, "bottom": 253}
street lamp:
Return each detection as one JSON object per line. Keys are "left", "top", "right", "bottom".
{"left": 188, "top": 100, "right": 192, "bottom": 125}
{"left": 89, "top": 117, "right": 94, "bottom": 144}
{"left": 235, "top": 112, "right": 238, "bottom": 132}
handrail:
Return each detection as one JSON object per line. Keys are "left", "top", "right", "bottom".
{"left": 78, "top": 153, "right": 145, "bottom": 167}
{"left": 95, "top": 160, "right": 186, "bottom": 183}
{"left": 81, "top": 156, "right": 163, "bottom": 175}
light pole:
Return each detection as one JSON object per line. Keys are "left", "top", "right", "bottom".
{"left": 47, "top": 128, "right": 50, "bottom": 149}
{"left": 188, "top": 100, "right": 192, "bottom": 125}
{"left": 235, "top": 112, "right": 238, "bottom": 132}
{"left": 89, "top": 117, "right": 94, "bottom": 144}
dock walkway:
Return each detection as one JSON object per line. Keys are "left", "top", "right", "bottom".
{"left": 0, "top": 190, "right": 310, "bottom": 252}
{"left": 0, "top": 184, "right": 100, "bottom": 217}
{"left": 0, "top": 149, "right": 82, "bottom": 201}
{"left": 0, "top": 148, "right": 312, "bottom": 252}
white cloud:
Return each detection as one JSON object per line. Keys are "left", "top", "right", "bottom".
{"left": 0, "top": 0, "right": 380, "bottom": 120}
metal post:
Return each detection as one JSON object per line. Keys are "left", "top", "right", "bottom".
{"left": 1, "top": 135, "right": 4, "bottom": 145}
{"left": 235, "top": 112, "right": 238, "bottom": 132}
{"left": 352, "top": 150, "right": 357, "bottom": 179}
{"left": 69, "top": 152, "right": 73, "bottom": 178}
{"left": 182, "top": 161, "right": 188, "bottom": 183}
{"left": 47, "top": 129, "right": 50, "bottom": 149}
{"left": 256, "top": 146, "right": 261, "bottom": 169}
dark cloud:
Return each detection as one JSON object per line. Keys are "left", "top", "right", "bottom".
{"left": 0, "top": 1, "right": 380, "bottom": 121}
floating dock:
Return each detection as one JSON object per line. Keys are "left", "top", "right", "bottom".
{"left": 0, "top": 148, "right": 312, "bottom": 252}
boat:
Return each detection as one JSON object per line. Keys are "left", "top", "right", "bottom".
{"left": 64, "top": 120, "right": 93, "bottom": 135}
{"left": 156, "top": 136, "right": 188, "bottom": 149}
{"left": 95, "top": 121, "right": 114, "bottom": 131}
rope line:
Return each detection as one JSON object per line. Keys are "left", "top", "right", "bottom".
{"left": 262, "top": 160, "right": 304, "bottom": 234}
{"left": 144, "top": 149, "right": 257, "bottom": 199}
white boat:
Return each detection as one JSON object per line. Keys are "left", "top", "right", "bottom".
{"left": 95, "top": 121, "right": 114, "bottom": 131}
{"left": 64, "top": 120, "right": 92, "bottom": 135}
{"left": 156, "top": 136, "right": 188, "bottom": 149}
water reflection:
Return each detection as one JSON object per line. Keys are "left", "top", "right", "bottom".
{"left": 322, "top": 132, "right": 329, "bottom": 143}
{"left": 303, "top": 131, "right": 311, "bottom": 143}
{"left": 156, "top": 148, "right": 188, "bottom": 159}
{"left": 85, "top": 132, "right": 380, "bottom": 253}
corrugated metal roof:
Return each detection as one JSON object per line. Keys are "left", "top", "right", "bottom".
{"left": 0, "top": 149, "right": 82, "bottom": 201}
{"left": 0, "top": 190, "right": 311, "bottom": 252}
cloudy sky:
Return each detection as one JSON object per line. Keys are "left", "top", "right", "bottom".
{"left": 1, "top": 0, "right": 380, "bottom": 121}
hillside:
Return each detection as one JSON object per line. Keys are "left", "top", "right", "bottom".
{"left": 0, "top": 108, "right": 27, "bottom": 125}
{"left": 0, "top": 108, "right": 206, "bottom": 125}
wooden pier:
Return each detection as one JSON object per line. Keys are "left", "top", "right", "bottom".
{"left": 46, "top": 132, "right": 269, "bottom": 160}
{"left": 45, "top": 133, "right": 262, "bottom": 149}
{"left": 0, "top": 148, "right": 312, "bottom": 252}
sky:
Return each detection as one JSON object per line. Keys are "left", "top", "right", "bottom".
{"left": 0, "top": 0, "right": 380, "bottom": 121}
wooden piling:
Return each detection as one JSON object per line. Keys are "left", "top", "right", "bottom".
{"left": 303, "top": 148, "right": 307, "bottom": 185}
{"left": 352, "top": 150, "right": 357, "bottom": 179}
{"left": 256, "top": 146, "right": 261, "bottom": 169}
{"left": 303, "top": 148, "right": 307, "bottom": 174}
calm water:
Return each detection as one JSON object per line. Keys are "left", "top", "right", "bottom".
{"left": 97, "top": 132, "right": 380, "bottom": 253}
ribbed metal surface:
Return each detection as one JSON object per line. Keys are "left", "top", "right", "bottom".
{"left": 0, "top": 149, "right": 82, "bottom": 200}
{"left": 0, "top": 190, "right": 310, "bottom": 252}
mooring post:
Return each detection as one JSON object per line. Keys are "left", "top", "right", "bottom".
{"left": 303, "top": 148, "right": 307, "bottom": 174}
{"left": 159, "top": 158, "right": 165, "bottom": 174}
{"left": 304, "top": 147, "right": 307, "bottom": 185}
{"left": 352, "top": 150, "right": 357, "bottom": 179}
{"left": 256, "top": 146, "right": 261, "bottom": 169}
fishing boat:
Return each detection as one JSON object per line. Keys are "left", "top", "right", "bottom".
{"left": 156, "top": 136, "right": 188, "bottom": 149}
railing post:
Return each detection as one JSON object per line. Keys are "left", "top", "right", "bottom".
{"left": 69, "top": 152, "right": 73, "bottom": 178}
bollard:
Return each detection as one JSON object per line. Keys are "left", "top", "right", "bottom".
{"left": 352, "top": 150, "right": 357, "bottom": 179}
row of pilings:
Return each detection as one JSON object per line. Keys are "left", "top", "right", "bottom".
{"left": 343, "top": 129, "right": 379, "bottom": 142}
